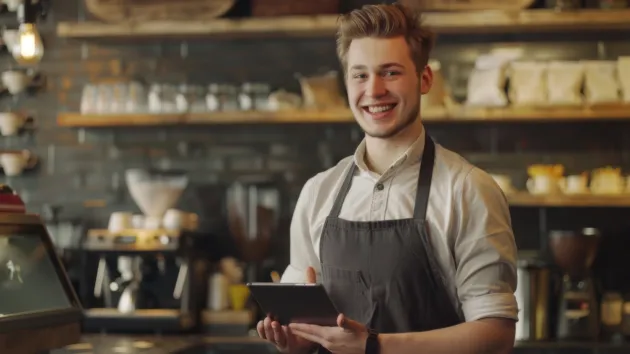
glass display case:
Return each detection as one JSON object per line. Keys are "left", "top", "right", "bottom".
{"left": 0, "top": 186, "right": 82, "bottom": 353}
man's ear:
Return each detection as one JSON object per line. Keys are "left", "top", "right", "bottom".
{"left": 420, "top": 65, "right": 433, "bottom": 95}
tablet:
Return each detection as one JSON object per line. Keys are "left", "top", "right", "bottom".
{"left": 247, "top": 283, "right": 339, "bottom": 326}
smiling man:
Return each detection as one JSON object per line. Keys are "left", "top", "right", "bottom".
{"left": 257, "top": 3, "right": 518, "bottom": 354}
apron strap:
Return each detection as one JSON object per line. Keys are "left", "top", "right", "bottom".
{"left": 413, "top": 136, "right": 435, "bottom": 221}
{"left": 329, "top": 162, "right": 357, "bottom": 218}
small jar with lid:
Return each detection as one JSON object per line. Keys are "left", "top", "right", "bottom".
{"left": 238, "top": 82, "right": 271, "bottom": 111}
{"left": 160, "top": 84, "right": 179, "bottom": 113}
{"left": 206, "top": 84, "right": 221, "bottom": 112}
{"left": 219, "top": 84, "right": 239, "bottom": 111}
{"left": 147, "top": 84, "right": 163, "bottom": 113}
{"left": 187, "top": 85, "right": 207, "bottom": 113}
{"left": 175, "top": 84, "right": 190, "bottom": 113}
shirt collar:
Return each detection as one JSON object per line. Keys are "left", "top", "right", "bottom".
{"left": 353, "top": 129, "right": 426, "bottom": 174}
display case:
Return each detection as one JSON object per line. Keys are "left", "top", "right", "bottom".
{"left": 0, "top": 186, "right": 82, "bottom": 354}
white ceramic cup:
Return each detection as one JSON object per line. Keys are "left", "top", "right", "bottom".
{"left": 163, "top": 209, "right": 186, "bottom": 230}
{"left": 108, "top": 212, "right": 133, "bottom": 233}
{"left": 0, "top": 112, "right": 29, "bottom": 136}
{"left": 0, "top": 150, "right": 29, "bottom": 176}
{"left": 559, "top": 175, "right": 588, "bottom": 194}
{"left": 526, "top": 175, "right": 560, "bottom": 195}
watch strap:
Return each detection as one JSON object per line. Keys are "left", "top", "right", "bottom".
{"left": 365, "top": 329, "right": 380, "bottom": 354}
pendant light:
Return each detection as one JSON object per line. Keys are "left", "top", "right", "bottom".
{"left": 12, "top": 0, "right": 44, "bottom": 66}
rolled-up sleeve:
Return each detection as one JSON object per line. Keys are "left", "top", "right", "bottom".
{"left": 281, "top": 177, "right": 320, "bottom": 283}
{"left": 454, "top": 167, "right": 518, "bottom": 322}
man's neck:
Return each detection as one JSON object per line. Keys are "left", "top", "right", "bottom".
{"left": 364, "top": 121, "right": 424, "bottom": 175}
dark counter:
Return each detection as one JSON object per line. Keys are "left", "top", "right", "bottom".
{"left": 51, "top": 335, "right": 276, "bottom": 354}
{"left": 50, "top": 334, "right": 630, "bottom": 354}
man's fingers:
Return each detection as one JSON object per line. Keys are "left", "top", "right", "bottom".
{"left": 272, "top": 321, "right": 286, "bottom": 347}
{"left": 256, "top": 320, "right": 266, "bottom": 339}
{"left": 306, "top": 266, "right": 316, "bottom": 283}
{"left": 263, "top": 317, "right": 275, "bottom": 343}
{"left": 337, "top": 313, "right": 364, "bottom": 332}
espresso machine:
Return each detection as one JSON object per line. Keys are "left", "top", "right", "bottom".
{"left": 549, "top": 228, "right": 601, "bottom": 340}
{"left": 81, "top": 169, "right": 209, "bottom": 333}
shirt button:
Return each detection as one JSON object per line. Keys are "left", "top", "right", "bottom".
{"left": 376, "top": 183, "right": 384, "bottom": 191}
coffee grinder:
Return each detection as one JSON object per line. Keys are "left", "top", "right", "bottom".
{"left": 549, "top": 228, "right": 601, "bottom": 340}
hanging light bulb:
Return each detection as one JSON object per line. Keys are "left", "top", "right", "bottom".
{"left": 11, "top": 23, "right": 43, "bottom": 65}
{"left": 12, "top": 0, "right": 44, "bottom": 66}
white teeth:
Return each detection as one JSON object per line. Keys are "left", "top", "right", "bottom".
{"left": 367, "top": 105, "right": 395, "bottom": 113}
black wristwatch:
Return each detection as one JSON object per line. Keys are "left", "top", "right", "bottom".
{"left": 365, "top": 328, "right": 380, "bottom": 354}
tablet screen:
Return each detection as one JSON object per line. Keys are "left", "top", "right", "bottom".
{"left": 248, "top": 283, "right": 339, "bottom": 326}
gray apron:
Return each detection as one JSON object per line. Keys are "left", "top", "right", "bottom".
{"left": 317, "top": 137, "right": 462, "bottom": 352}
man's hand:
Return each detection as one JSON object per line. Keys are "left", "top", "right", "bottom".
{"left": 256, "top": 267, "right": 318, "bottom": 354}
{"left": 289, "top": 313, "right": 369, "bottom": 354}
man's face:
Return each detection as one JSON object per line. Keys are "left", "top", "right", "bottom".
{"left": 345, "top": 36, "right": 432, "bottom": 139}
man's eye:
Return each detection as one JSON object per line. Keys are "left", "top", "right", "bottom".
{"left": 353, "top": 73, "right": 367, "bottom": 79}
{"left": 384, "top": 71, "right": 400, "bottom": 77}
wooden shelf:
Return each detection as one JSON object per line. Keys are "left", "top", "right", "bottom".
{"left": 507, "top": 192, "right": 630, "bottom": 207}
{"left": 447, "top": 105, "right": 630, "bottom": 122}
{"left": 56, "top": 106, "right": 630, "bottom": 127}
{"left": 56, "top": 110, "right": 354, "bottom": 127}
{"left": 201, "top": 310, "right": 253, "bottom": 325}
{"left": 56, "top": 9, "right": 630, "bottom": 39}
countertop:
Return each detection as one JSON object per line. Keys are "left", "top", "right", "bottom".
{"left": 49, "top": 334, "right": 630, "bottom": 354}
{"left": 51, "top": 335, "right": 276, "bottom": 354}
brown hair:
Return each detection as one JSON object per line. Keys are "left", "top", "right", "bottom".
{"left": 336, "top": 3, "right": 435, "bottom": 75}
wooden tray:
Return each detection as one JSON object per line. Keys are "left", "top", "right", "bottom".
{"left": 84, "top": 0, "right": 236, "bottom": 23}
{"left": 399, "top": 0, "right": 535, "bottom": 11}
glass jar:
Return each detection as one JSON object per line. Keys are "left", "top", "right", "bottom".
{"left": 188, "top": 85, "right": 207, "bottom": 113}
{"left": 239, "top": 82, "right": 271, "bottom": 111}
{"left": 219, "top": 84, "right": 239, "bottom": 111}
{"left": 147, "top": 84, "right": 163, "bottom": 113}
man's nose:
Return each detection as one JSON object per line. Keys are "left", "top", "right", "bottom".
{"left": 366, "top": 76, "right": 386, "bottom": 97}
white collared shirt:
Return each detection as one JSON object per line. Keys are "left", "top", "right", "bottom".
{"left": 281, "top": 130, "right": 519, "bottom": 322}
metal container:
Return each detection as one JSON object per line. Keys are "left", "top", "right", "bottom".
{"left": 515, "top": 258, "right": 551, "bottom": 341}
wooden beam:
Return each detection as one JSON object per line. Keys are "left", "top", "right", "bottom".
{"left": 56, "top": 9, "right": 630, "bottom": 39}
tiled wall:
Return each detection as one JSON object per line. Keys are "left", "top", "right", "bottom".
{"left": 8, "top": 2, "right": 630, "bottom": 260}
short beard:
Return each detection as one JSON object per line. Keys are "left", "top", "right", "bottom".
{"left": 360, "top": 101, "right": 420, "bottom": 139}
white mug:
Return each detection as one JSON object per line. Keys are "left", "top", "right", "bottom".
{"left": 0, "top": 150, "right": 30, "bottom": 176}
{"left": 2, "top": 29, "right": 17, "bottom": 49}
{"left": 526, "top": 175, "right": 560, "bottom": 195}
{"left": 163, "top": 209, "right": 186, "bottom": 230}
{"left": 1, "top": 69, "right": 41, "bottom": 95}
{"left": 0, "top": 112, "right": 32, "bottom": 136}
{"left": 108, "top": 212, "right": 133, "bottom": 233}
{"left": 558, "top": 175, "right": 589, "bottom": 194}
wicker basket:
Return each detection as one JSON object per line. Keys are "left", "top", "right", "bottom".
{"left": 84, "top": 0, "right": 236, "bottom": 23}
{"left": 251, "top": 0, "right": 340, "bottom": 17}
